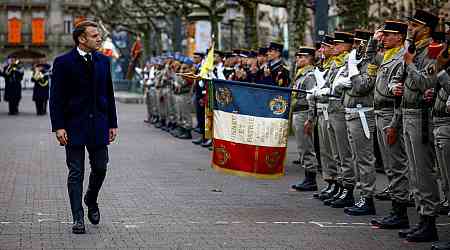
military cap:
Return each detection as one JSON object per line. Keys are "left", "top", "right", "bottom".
{"left": 258, "top": 47, "right": 268, "bottom": 56}
{"left": 232, "top": 49, "right": 241, "bottom": 56}
{"left": 381, "top": 20, "right": 408, "bottom": 34}
{"left": 295, "top": 47, "right": 315, "bottom": 57}
{"left": 193, "top": 52, "right": 205, "bottom": 58}
{"left": 333, "top": 31, "right": 354, "bottom": 44}
{"left": 268, "top": 42, "right": 284, "bottom": 52}
{"left": 321, "top": 35, "right": 335, "bottom": 46}
{"left": 354, "top": 30, "right": 373, "bottom": 41}
{"left": 214, "top": 50, "right": 224, "bottom": 57}
{"left": 408, "top": 9, "right": 439, "bottom": 29}
{"left": 314, "top": 41, "right": 322, "bottom": 50}
{"left": 239, "top": 49, "right": 250, "bottom": 58}
{"left": 224, "top": 51, "right": 233, "bottom": 58}
{"left": 248, "top": 50, "right": 258, "bottom": 58}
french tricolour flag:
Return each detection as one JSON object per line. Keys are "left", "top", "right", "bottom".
{"left": 211, "top": 79, "right": 292, "bottom": 179}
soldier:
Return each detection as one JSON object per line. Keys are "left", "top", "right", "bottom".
{"left": 261, "top": 42, "right": 290, "bottom": 87}
{"left": 154, "top": 56, "right": 169, "bottom": 129}
{"left": 391, "top": 10, "right": 440, "bottom": 242}
{"left": 256, "top": 47, "right": 268, "bottom": 83}
{"left": 173, "top": 57, "right": 195, "bottom": 139}
{"left": 329, "top": 30, "right": 376, "bottom": 212}
{"left": 290, "top": 47, "right": 320, "bottom": 192}
{"left": 431, "top": 29, "right": 450, "bottom": 250}
{"left": 311, "top": 35, "right": 340, "bottom": 201}
{"left": 167, "top": 58, "right": 181, "bottom": 134}
{"left": 31, "top": 63, "right": 50, "bottom": 115}
{"left": 369, "top": 20, "right": 410, "bottom": 229}
{"left": 191, "top": 52, "right": 205, "bottom": 135}
{"left": 143, "top": 61, "right": 153, "bottom": 123}
{"left": 316, "top": 32, "right": 358, "bottom": 212}
{"left": 0, "top": 58, "right": 24, "bottom": 115}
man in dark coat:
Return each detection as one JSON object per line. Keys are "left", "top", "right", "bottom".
{"left": 0, "top": 58, "right": 24, "bottom": 115}
{"left": 50, "top": 20, "right": 118, "bottom": 234}
{"left": 32, "top": 63, "right": 50, "bottom": 115}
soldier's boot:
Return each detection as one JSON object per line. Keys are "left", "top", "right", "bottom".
{"left": 313, "top": 180, "right": 334, "bottom": 199}
{"left": 291, "top": 171, "right": 318, "bottom": 191}
{"left": 150, "top": 115, "right": 159, "bottom": 124}
{"left": 171, "top": 126, "right": 183, "bottom": 137}
{"left": 178, "top": 129, "right": 192, "bottom": 140}
{"left": 330, "top": 186, "right": 355, "bottom": 208}
{"left": 292, "top": 158, "right": 301, "bottom": 165}
{"left": 399, "top": 216, "right": 424, "bottom": 238}
{"left": 155, "top": 118, "right": 165, "bottom": 128}
{"left": 201, "top": 139, "right": 212, "bottom": 147}
{"left": 324, "top": 183, "right": 343, "bottom": 206}
{"left": 406, "top": 215, "right": 438, "bottom": 242}
{"left": 318, "top": 181, "right": 340, "bottom": 201}
{"left": 192, "top": 136, "right": 205, "bottom": 145}
{"left": 374, "top": 186, "right": 392, "bottom": 201}
{"left": 344, "top": 197, "right": 376, "bottom": 216}
{"left": 438, "top": 198, "right": 449, "bottom": 215}
{"left": 431, "top": 241, "right": 450, "bottom": 250}
{"left": 407, "top": 193, "right": 415, "bottom": 207}
{"left": 370, "top": 200, "right": 409, "bottom": 229}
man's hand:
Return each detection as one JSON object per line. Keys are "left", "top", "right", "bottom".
{"left": 423, "top": 88, "right": 434, "bottom": 104}
{"left": 304, "top": 120, "right": 313, "bottom": 136}
{"left": 109, "top": 128, "right": 118, "bottom": 142}
{"left": 373, "top": 30, "right": 383, "bottom": 41}
{"left": 385, "top": 127, "right": 397, "bottom": 145}
{"left": 55, "top": 129, "right": 68, "bottom": 146}
{"left": 392, "top": 83, "right": 404, "bottom": 97}
{"left": 263, "top": 66, "right": 271, "bottom": 77}
{"left": 403, "top": 50, "right": 415, "bottom": 65}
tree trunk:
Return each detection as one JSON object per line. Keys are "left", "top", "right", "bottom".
{"left": 242, "top": 2, "right": 259, "bottom": 49}
{"left": 287, "top": 0, "right": 309, "bottom": 56}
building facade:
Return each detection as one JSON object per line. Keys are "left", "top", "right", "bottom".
{"left": 0, "top": 0, "right": 92, "bottom": 65}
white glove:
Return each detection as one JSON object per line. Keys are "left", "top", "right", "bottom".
{"left": 348, "top": 49, "right": 362, "bottom": 78}
{"left": 333, "top": 75, "right": 352, "bottom": 89}
{"left": 317, "top": 88, "right": 330, "bottom": 97}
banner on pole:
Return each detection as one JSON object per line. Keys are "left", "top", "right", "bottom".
{"left": 211, "top": 79, "right": 292, "bottom": 179}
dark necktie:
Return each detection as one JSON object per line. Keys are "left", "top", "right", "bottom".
{"left": 83, "top": 54, "right": 92, "bottom": 64}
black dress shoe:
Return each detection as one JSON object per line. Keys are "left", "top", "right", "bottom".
{"left": 84, "top": 195, "right": 100, "bottom": 225}
{"left": 72, "top": 220, "right": 86, "bottom": 234}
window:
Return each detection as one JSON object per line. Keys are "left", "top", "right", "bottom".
{"left": 8, "top": 10, "right": 22, "bottom": 44}
{"left": 64, "top": 15, "right": 73, "bottom": 34}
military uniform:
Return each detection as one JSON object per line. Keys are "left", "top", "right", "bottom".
{"left": 319, "top": 32, "right": 357, "bottom": 211}
{"left": 335, "top": 31, "right": 378, "bottom": 213}
{"left": 395, "top": 10, "right": 440, "bottom": 243}
{"left": 370, "top": 21, "right": 411, "bottom": 230}
{"left": 1, "top": 61, "right": 24, "bottom": 115}
{"left": 31, "top": 64, "right": 50, "bottom": 115}
{"left": 291, "top": 47, "right": 319, "bottom": 192}
{"left": 260, "top": 42, "right": 290, "bottom": 87}
{"left": 312, "top": 35, "right": 340, "bottom": 200}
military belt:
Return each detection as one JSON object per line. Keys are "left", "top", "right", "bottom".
{"left": 345, "top": 104, "right": 373, "bottom": 139}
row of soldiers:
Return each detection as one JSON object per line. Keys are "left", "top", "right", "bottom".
{"left": 142, "top": 42, "right": 292, "bottom": 150}
{"left": 0, "top": 59, "right": 50, "bottom": 116}
{"left": 142, "top": 8, "right": 450, "bottom": 248}
{"left": 289, "top": 9, "right": 450, "bottom": 249}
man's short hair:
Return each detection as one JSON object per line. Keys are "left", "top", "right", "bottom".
{"left": 72, "top": 20, "right": 98, "bottom": 46}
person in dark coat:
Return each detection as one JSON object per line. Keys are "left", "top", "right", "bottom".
{"left": 0, "top": 58, "right": 24, "bottom": 115}
{"left": 49, "top": 20, "right": 118, "bottom": 234}
{"left": 31, "top": 63, "right": 50, "bottom": 115}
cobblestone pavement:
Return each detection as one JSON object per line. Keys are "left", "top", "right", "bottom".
{"left": 0, "top": 91, "right": 449, "bottom": 249}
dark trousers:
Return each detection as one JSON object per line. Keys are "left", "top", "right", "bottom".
{"left": 65, "top": 145, "right": 108, "bottom": 222}
{"left": 8, "top": 99, "right": 20, "bottom": 115}
{"left": 194, "top": 97, "right": 205, "bottom": 133}
{"left": 34, "top": 100, "right": 47, "bottom": 115}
